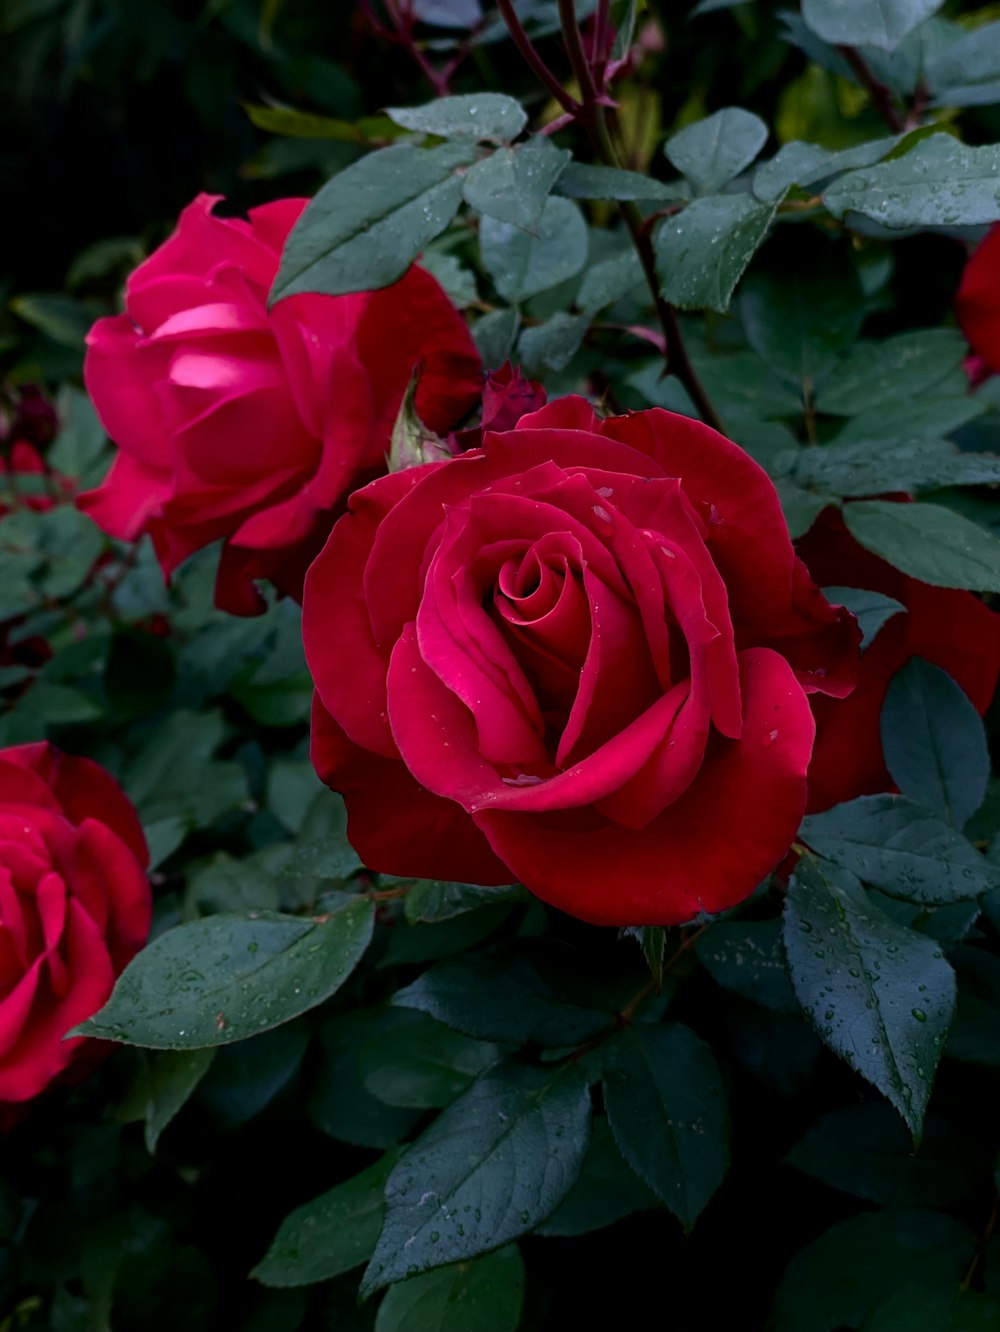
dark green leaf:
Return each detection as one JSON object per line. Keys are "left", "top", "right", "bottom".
{"left": 823, "top": 587, "right": 904, "bottom": 649}
{"left": 787, "top": 438, "right": 999, "bottom": 500}
{"left": 946, "top": 945, "right": 1000, "bottom": 1066}
{"left": 775, "top": 480, "right": 835, "bottom": 539}
{"left": 386, "top": 94, "right": 527, "bottom": 143}
{"left": 815, "top": 329, "right": 968, "bottom": 414}
{"left": 770, "top": 1209, "right": 974, "bottom": 1332}
{"left": 473, "top": 307, "right": 519, "bottom": 367}
{"left": 537, "top": 1116, "right": 658, "bottom": 1237}
{"left": 360, "top": 1060, "right": 590, "bottom": 1293}
{"left": 844, "top": 501, "right": 1000, "bottom": 593}
{"left": 479, "top": 196, "right": 588, "bottom": 302}
{"left": 784, "top": 858, "right": 956, "bottom": 1138}
{"left": 832, "top": 398, "right": 985, "bottom": 447}
{"left": 624, "top": 925, "right": 667, "bottom": 988}
{"left": 271, "top": 142, "right": 474, "bottom": 301}
{"left": 654, "top": 195, "right": 774, "bottom": 312}
{"left": 823, "top": 135, "right": 1000, "bottom": 229}
{"left": 603, "top": 1023, "right": 729, "bottom": 1228}
{"left": 119, "top": 1049, "right": 216, "bottom": 1154}
{"left": 374, "top": 1247, "right": 525, "bottom": 1332}
{"left": 404, "top": 880, "right": 527, "bottom": 924}
{"left": 753, "top": 133, "right": 911, "bottom": 203}
{"left": 663, "top": 107, "right": 768, "bottom": 195}
{"left": 517, "top": 312, "right": 589, "bottom": 374}
{"left": 787, "top": 1103, "right": 985, "bottom": 1206}
{"left": 555, "top": 162, "right": 684, "bottom": 201}
{"left": 576, "top": 247, "right": 644, "bottom": 313}
{"left": 740, "top": 263, "right": 865, "bottom": 388}
{"left": 801, "top": 796, "right": 997, "bottom": 903}
{"left": 881, "top": 659, "right": 989, "bottom": 828}
{"left": 801, "top": 0, "right": 943, "bottom": 50}
{"left": 308, "top": 1012, "right": 423, "bottom": 1148}
{"left": 462, "top": 138, "right": 569, "bottom": 229}
{"left": 357, "top": 1009, "right": 500, "bottom": 1109}
{"left": 77, "top": 898, "right": 374, "bottom": 1049}
{"left": 864, "top": 1285, "right": 1000, "bottom": 1332}
{"left": 695, "top": 918, "right": 797, "bottom": 1012}
{"left": 253, "top": 1150, "right": 401, "bottom": 1287}
{"left": 391, "top": 954, "right": 614, "bottom": 1046}
{"left": 380, "top": 905, "right": 512, "bottom": 966}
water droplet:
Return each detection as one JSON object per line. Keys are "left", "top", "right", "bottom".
{"left": 911, "top": 1008, "right": 927, "bottom": 1022}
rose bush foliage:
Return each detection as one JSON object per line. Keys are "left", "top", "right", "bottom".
{"left": 304, "top": 397, "right": 858, "bottom": 924}
{"left": 80, "top": 194, "right": 483, "bottom": 614}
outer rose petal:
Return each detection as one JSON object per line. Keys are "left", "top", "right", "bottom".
{"left": 957, "top": 223, "right": 1000, "bottom": 374}
{"left": 310, "top": 695, "right": 509, "bottom": 885}
{"left": 472, "top": 649, "right": 815, "bottom": 926}
{"left": 83, "top": 316, "right": 174, "bottom": 469}
{"left": 798, "top": 506, "right": 1000, "bottom": 810}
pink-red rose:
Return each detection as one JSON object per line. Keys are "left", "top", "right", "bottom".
{"left": 0, "top": 743, "right": 150, "bottom": 1104}
{"left": 303, "top": 398, "right": 859, "bottom": 926}
{"left": 957, "top": 223, "right": 1000, "bottom": 383}
{"left": 79, "top": 193, "right": 483, "bottom": 614}
{"left": 797, "top": 506, "right": 1000, "bottom": 812}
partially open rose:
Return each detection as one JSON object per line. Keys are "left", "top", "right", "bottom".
{"left": 79, "top": 194, "right": 483, "bottom": 614}
{"left": 303, "top": 399, "right": 859, "bottom": 926}
{"left": 797, "top": 505, "right": 1000, "bottom": 812}
{"left": 0, "top": 743, "right": 150, "bottom": 1104}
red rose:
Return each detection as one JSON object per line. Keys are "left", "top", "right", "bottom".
{"left": 0, "top": 743, "right": 150, "bottom": 1104}
{"left": 797, "top": 506, "right": 1000, "bottom": 812}
{"left": 450, "top": 363, "right": 548, "bottom": 453}
{"left": 79, "top": 194, "right": 483, "bottom": 615}
{"left": 957, "top": 223, "right": 1000, "bottom": 379}
{"left": 0, "top": 441, "right": 73, "bottom": 515}
{"left": 303, "top": 398, "right": 858, "bottom": 926}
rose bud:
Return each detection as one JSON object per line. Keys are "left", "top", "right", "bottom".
{"left": 78, "top": 194, "right": 483, "bottom": 615}
{"left": 303, "top": 398, "right": 859, "bottom": 927}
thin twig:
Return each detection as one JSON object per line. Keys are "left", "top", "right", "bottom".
{"left": 495, "top": 0, "right": 581, "bottom": 115}
{"left": 838, "top": 45, "right": 906, "bottom": 133}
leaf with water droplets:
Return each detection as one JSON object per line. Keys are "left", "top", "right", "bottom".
{"left": 75, "top": 898, "right": 375, "bottom": 1049}
{"left": 479, "top": 195, "right": 588, "bottom": 302}
{"left": 359, "top": 1060, "right": 590, "bottom": 1295}
{"left": 386, "top": 94, "right": 527, "bottom": 144}
{"left": 462, "top": 137, "right": 569, "bottom": 230}
{"left": 253, "top": 1148, "right": 402, "bottom": 1287}
{"left": 801, "top": 0, "right": 943, "bottom": 51}
{"left": 695, "top": 918, "right": 798, "bottom": 1012}
{"left": 784, "top": 857, "right": 956, "bottom": 1140}
{"left": 664, "top": 107, "right": 768, "bottom": 195}
{"left": 374, "top": 1246, "right": 525, "bottom": 1332}
{"left": 603, "top": 1023, "right": 730, "bottom": 1229}
{"left": 801, "top": 795, "right": 999, "bottom": 904}
{"left": 881, "top": 659, "right": 990, "bottom": 830}
{"left": 271, "top": 142, "right": 475, "bottom": 302}
{"left": 654, "top": 195, "right": 775, "bottom": 313}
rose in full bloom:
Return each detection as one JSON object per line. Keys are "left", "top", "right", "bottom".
{"left": 797, "top": 505, "right": 1000, "bottom": 813}
{"left": 0, "top": 743, "right": 150, "bottom": 1104}
{"left": 79, "top": 194, "right": 483, "bottom": 614}
{"left": 303, "top": 398, "right": 859, "bottom": 926}
{"left": 957, "top": 223, "right": 1000, "bottom": 384}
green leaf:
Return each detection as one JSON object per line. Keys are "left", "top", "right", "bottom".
{"left": 404, "top": 880, "right": 527, "bottom": 923}
{"left": 823, "top": 135, "right": 1000, "bottom": 229}
{"left": 823, "top": 587, "right": 904, "bottom": 649}
{"left": 517, "top": 312, "right": 589, "bottom": 374}
{"left": 881, "top": 660, "right": 989, "bottom": 829}
{"left": 357, "top": 1009, "right": 500, "bottom": 1109}
{"left": 753, "top": 133, "right": 912, "bottom": 202}
{"left": 694, "top": 918, "right": 798, "bottom": 1012}
{"left": 832, "top": 397, "right": 985, "bottom": 447}
{"left": 624, "top": 925, "right": 668, "bottom": 988}
{"left": 801, "top": 796, "right": 997, "bottom": 903}
{"left": 536, "top": 1116, "right": 659, "bottom": 1236}
{"left": 786, "top": 438, "right": 999, "bottom": 500}
{"left": 784, "top": 858, "right": 956, "bottom": 1138}
{"left": 119, "top": 1049, "right": 216, "bottom": 1154}
{"left": 360, "top": 1060, "right": 590, "bottom": 1294}
{"left": 654, "top": 195, "right": 774, "bottom": 312}
{"left": 77, "top": 898, "right": 374, "bottom": 1049}
{"left": 243, "top": 104, "right": 399, "bottom": 141}
{"left": 603, "top": 1023, "right": 730, "bottom": 1228}
{"left": 555, "top": 162, "right": 684, "bottom": 201}
{"left": 775, "top": 479, "right": 835, "bottom": 539}
{"left": 374, "top": 1247, "right": 525, "bottom": 1332}
{"left": 770, "top": 1209, "right": 974, "bottom": 1332}
{"left": 271, "top": 142, "right": 475, "bottom": 301}
{"left": 843, "top": 500, "right": 1000, "bottom": 593}
{"left": 386, "top": 94, "right": 527, "bottom": 144}
{"left": 197, "top": 1023, "right": 309, "bottom": 1127}
{"left": 925, "top": 19, "right": 1000, "bottom": 105}
{"left": 479, "top": 196, "right": 588, "bottom": 302}
{"left": 801, "top": 0, "right": 943, "bottom": 50}
{"left": 663, "top": 107, "right": 768, "bottom": 195}
{"left": 473, "top": 307, "right": 519, "bottom": 367}
{"left": 307, "top": 1011, "right": 422, "bottom": 1148}
{"left": 420, "top": 251, "right": 479, "bottom": 307}
{"left": 462, "top": 137, "right": 568, "bottom": 229}
{"left": 253, "top": 1150, "right": 401, "bottom": 1287}
{"left": 865, "top": 1285, "right": 1000, "bottom": 1332}
{"left": 740, "top": 262, "right": 865, "bottom": 388}
{"left": 814, "top": 328, "right": 968, "bottom": 414}
{"left": 391, "top": 954, "right": 614, "bottom": 1046}
{"left": 9, "top": 293, "right": 97, "bottom": 348}
{"left": 577, "top": 247, "right": 644, "bottom": 313}
{"left": 380, "top": 905, "right": 513, "bottom": 967}
{"left": 787, "top": 1103, "right": 985, "bottom": 1206}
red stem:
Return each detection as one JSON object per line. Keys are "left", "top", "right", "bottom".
{"left": 495, "top": 0, "right": 581, "bottom": 114}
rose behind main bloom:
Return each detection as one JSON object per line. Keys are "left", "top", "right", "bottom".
{"left": 0, "top": 743, "right": 150, "bottom": 1104}
{"left": 79, "top": 194, "right": 483, "bottom": 614}
{"left": 303, "top": 398, "right": 860, "bottom": 926}
{"left": 957, "top": 222, "right": 1000, "bottom": 381}
{"left": 798, "top": 506, "right": 1000, "bottom": 812}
